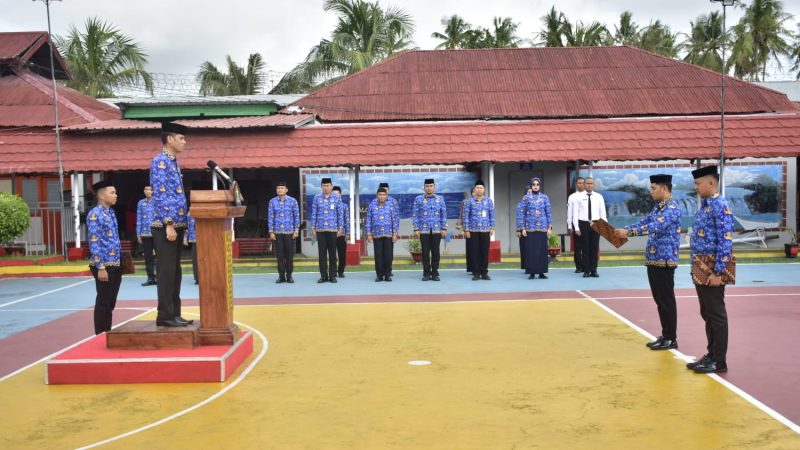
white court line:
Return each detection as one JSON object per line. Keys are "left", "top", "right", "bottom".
{"left": 0, "top": 308, "right": 155, "bottom": 383}
{"left": 76, "top": 318, "right": 269, "bottom": 450}
{"left": 0, "top": 307, "right": 153, "bottom": 313}
{"left": 592, "top": 293, "right": 799, "bottom": 300}
{"left": 0, "top": 278, "right": 92, "bottom": 309}
{"left": 577, "top": 289, "right": 800, "bottom": 435}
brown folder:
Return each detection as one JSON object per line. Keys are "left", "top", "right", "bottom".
{"left": 590, "top": 219, "right": 628, "bottom": 248}
{"left": 691, "top": 254, "right": 736, "bottom": 285}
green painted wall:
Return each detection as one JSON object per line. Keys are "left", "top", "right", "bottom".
{"left": 123, "top": 103, "right": 278, "bottom": 119}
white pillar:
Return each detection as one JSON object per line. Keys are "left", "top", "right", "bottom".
{"left": 212, "top": 171, "right": 218, "bottom": 190}
{"left": 228, "top": 168, "right": 235, "bottom": 241}
{"left": 488, "top": 162, "right": 496, "bottom": 241}
{"left": 348, "top": 167, "right": 356, "bottom": 244}
{"left": 72, "top": 173, "right": 82, "bottom": 248}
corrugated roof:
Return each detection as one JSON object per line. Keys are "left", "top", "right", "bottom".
{"left": 0, "top": 68, "right": 120, "bottom": 127}
{"left": 0, "top": 130, "right": 58, "bottom": 174}
{"left": 103, "top": 94, "right": 306, "bottom": 108}
{"left": 49, "top": 114, "right": 800, "bottom": 174}
{"left": 296, "top": 46, "right": 796, "bottom": 122}
{"left": 0, "top": 31, "right": 70, "bottom": 80}
{"left": 62, "top": 114, "right": 315, "bottom": 131}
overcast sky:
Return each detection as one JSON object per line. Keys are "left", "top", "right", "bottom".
{"left": 4, "top": 0, "right": 798, "bottom": 80}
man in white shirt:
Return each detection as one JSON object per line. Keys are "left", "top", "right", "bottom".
{"left": 572, "top": 177, "right": 606, "bottom": 278}
{"left": 566, "top": 177, "right": 585, "bottom": 274}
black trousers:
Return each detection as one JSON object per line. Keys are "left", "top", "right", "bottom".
{"left": 465, "top": 234, "right": 473, "bottom": 272}
{"left": 695, "top": 284, "right": 728, "bottom": 363}
{"left": 90, "top": 265, "right": 122, "bottom": 334}
{"left": 420, "top": 232, "right": 442, "bottom": 277}
{"left": 336, "top": 235, "right": 347, "bottom": 275}
{"left": 647, "top": 266, "right": 677, "bottom": 340}
{"left": 141, "top": 236, "right": 156, "bottom": 280}
{"left": 571, "top": 230, "right": 584, "bottom": 272}
{"left": 188, "top": 243, "right": 198, "bottom": 283}
{"left": 468, "top": 232, "right": 490, "bottom": 275}
{"left": 373, "top": 237, "right": 393, "bottom": 277}
{"left": 152, "top": 226, "right": 184, "bottom": 321}
{"left": 317, "top": 231, "right": 337, "bottom": 278}
{"left": 274, "top": 233, "right": 295, "bottom": 279}
{"left": 579, "top": 220, "right": 599, "bottom": 274}
{"left": 519, "top": 235, "right": 525, "bottom": 269}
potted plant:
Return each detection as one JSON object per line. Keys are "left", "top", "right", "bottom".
{"left": 547, "top": 234, "right": 561, "bottom": 259}
{"left": 0, "top": 192, "right": 30, "bottom": 256}
{"left": 404, "top": 237, "right": 422, "bottom": 263}
{"left": 785, "top": 227, "right": 798, "bottom": 258}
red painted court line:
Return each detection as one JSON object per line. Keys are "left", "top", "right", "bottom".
{"left": 0, "top": 301, "right": 153, "bottom": 378}
{"left": 594, "top": 286, "right": 800, "bottom": 427}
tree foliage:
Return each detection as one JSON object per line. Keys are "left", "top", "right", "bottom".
{"left": 0, "top": 193, "right": 30, "bottom": 245}
{"left": 197, "top": 53, "right": 266, "bottom": 96}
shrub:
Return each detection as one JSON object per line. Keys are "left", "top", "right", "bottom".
{"left": 0, "top": 193, "right": 30, "bottom": 244}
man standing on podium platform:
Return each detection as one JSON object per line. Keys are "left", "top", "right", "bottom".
{"left": 150, "top": 122, "right": 192, "bottom": 327}
{"left": 614, "top": 174, "right": 682, "bottom": 351}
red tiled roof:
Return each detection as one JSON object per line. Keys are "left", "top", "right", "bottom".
{"left": 295, "top": 47, "right": 796, "bottom": 122}
{"left": 0, "top": 68, "right": 120, "bottom": 127}
{"left": 0, "top": 31, "right": 70, "bottom": 79}
{"left": 62, "top": 114, "right": 315, "bottom": 131}
{"left": 55, "top": 114, "right": 800, "bottom": 173}
{"left": 0, "top": 130, "right": 57, "bottom": 174}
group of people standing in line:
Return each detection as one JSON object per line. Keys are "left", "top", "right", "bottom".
{"left": 86, "top": 123, "right": 734, "bottom": 374}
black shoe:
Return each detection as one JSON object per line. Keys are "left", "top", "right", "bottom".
{"left": 692, "top": 360, "right": 727, "bottom": 373}
{"left": 432, "top": 275, "right": 440, "bottom": 281}
{"left": 194, "top": 280, "right": 198, "bottom": 285}
{"left": 329, "top": 277, "right": 337, "bottom": 283}
{"left": 649, "top": 338, "right": 677, "bottom": 350}
{"left": 287, "top": 276, "right": 295, "bottom": 283}
{"left": 538, "top": 274, "right": 548, "bottom": 279}
{"left": 646, "top": 336, "right": 664, "bottom": 348}
{"left": 156, "top": 319, "right": 188, "bottom": 327}
{"left": 317, "top": 277, "right": 328, "bottom": 283}
{"left": 590, "top": 272, "right": 599, "bottom": 278}
{"left": 422, "top": 275, "right": 431, "bottom": 281}
{"left": 583, "top": 273, "right": 590, "bottom": 278}
{"left": 338, "top": 273, "right": 345, "bottom": 278}
{"left": 175, "top": 316, "right": 194, "bottom": 325}
{"left": 528, "top": 274, "right": 536, "bottom": 279}
{"left": 482, "top": 274, "right": 491, "bottom": 280}
{"left": 472, "top": 274, "right": 481, "bottom": 280}
{"left": 686, "top": 354, "right": 713, "bottom": 370}
{"left": 385, "top": 276, "right": 392, "bottom": 282}
{"left": 574, "top": 269, "right": 582, "bottom": 273}
{"left": 375, "top": 276, "right": 383, "bottom": 282}
{"left": 276, "top": 278, "right": 286, "bottom": 284}
{"left": 141, "top": 279, "right": 157, "bottom": 286}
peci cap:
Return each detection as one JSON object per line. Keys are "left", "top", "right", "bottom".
{"left": 474, "top": 180, "right": 485, "bottom": 187}
{"left": 92, "top": 180, "right": 113, "bottom": 192}
{"left": 692, "top": 165, "right": 718, "bottom": 179}
{"left": 378, "top": 182, "right": 389, "bottom": 189}
{"left": 332, "top": 186, "right": 342, "bottom": 193}
{"left": 424, "top": 178, "right": 435, "bottom": 185}
{"left": 377, "top": 187, "right": 388, "bottom": 194}
{"left": 276, "top": 181, "right": 288, "bottom": 187}
{"left": 321, "top": 177, "right": 332, "bottom": 184}
{"left": 650, "top": 174, "right": 672, "bottom": 184}
{"left": 161, "top": 122, "right": 188, "bottom": 135}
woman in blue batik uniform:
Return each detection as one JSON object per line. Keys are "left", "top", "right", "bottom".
{"left": 517, "top": 177, "right": 552, "bottom": 279}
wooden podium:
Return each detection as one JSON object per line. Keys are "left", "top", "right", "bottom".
{"left": 190, "top": 189, "right": 246, "bottom": 346}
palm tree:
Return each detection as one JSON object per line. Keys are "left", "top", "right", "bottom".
{"left": 637, "top": 20, "right": 678, "bottom": 58}
{"left": 54, "top": 17, "right": 152, "bottom": 98}
{"left": 728, "top": 0, "right": 793, "bottom": 81}
{"left": 270, "top": 0, "right": 414, "bottom": 94}
{"left": 488, "top": 17, "right": 523, "bottom": 48}
{"left": 536, "top": 6, "right": 565, "bottom": 47}
{"left": 197, "top": 53, "right": 266, "bottom": 96}
{"left": 791, "top": 24, "right": 800, "bottom": 79}
{"left": 614, "top": 11, "right": 639, "bottom": 46}
{"left": 432, "top": 15, "right": 472, "bottom": 50}
{"left": 562, "top": 20, "right": 611, "bottom": 47}
{"left": 680, "top": 12, "right": 727, "bottom": 72}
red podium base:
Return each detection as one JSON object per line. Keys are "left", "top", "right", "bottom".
{"left": 46, "top": 331, "right": 253, "bottom": 384}
{"left": 346, "top": 243, "right": 361, "bottom": 265}
{"left": 489, "top": 240, "right": 502, "bottom": 263}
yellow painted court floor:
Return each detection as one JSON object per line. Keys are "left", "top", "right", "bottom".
{"left": 1, "top": 298, "right": 798, "bottom": 449}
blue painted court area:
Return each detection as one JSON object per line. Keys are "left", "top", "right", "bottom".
{"left": 0, "top": 263, "right": 797, "bottom": 340}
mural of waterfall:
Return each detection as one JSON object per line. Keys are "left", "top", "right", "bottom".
{"left": 574, "top": 163, "right": 783, "bottom": 230}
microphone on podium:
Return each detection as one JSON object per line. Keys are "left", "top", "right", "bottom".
{"left": 207, "top": 160, "right": 232, "bottom": 185}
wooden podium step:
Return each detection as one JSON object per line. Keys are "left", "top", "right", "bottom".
{"left": 106, "top": 320, "right": 200, "bottom": 350}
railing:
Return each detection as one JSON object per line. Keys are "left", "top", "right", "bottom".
{"left": 13, "top": 201, "right": 78, "bottom": 256}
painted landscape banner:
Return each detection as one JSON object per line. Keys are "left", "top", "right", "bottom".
{"left": 577, "top": 164, "right": 783, "bottom": 230}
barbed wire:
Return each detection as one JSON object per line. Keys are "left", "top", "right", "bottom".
{"left": 112, "top": 70, "right": 289, "bottom": 97}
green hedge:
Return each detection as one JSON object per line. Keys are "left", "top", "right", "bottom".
{"left": 0, "top": 193, "right": 31, "bottom": 244}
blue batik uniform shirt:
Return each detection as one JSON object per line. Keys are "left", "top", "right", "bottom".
{"left": 136, "top": 197, "right": 156, "bottom": 237}
{"left": 339, "top": 200, "right": 351, "bottom": 236}
{"left": 186, "top": 216, "right": 197, "bottom": 243}
{"left": 310, "top": 192, "right": 343, "bottom": 232}
{"left": 691, "top": 193, "right": 735, "bottom": 274}
{"left": 150, "top": 149, "right": 187, "bottom": 228}
{"left": 365, "top": 199, "right": 399, "bottom": 238}
{"left": 624, "top": 196, "right": 682, "bottom": 267}
{"left": 463, "top": 197, "right": 495, "bottom": 232}
{"left": 516, "top": 193, "right": 552, "bottom": 231}
{"left": 268, "top": 195, "right": 300, "bottom": 234}
{"left": 412, "top": 194, "right": 447, "bottom": 232}
{"left": 87, "top": 204, "right": 121, "bottom": 268}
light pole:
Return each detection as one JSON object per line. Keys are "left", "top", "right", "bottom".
{"left": 34, "top": 0, "right": 67, "bottom": 259}
{"left": 710, "top": 0, "right": 736, "bottom": 196}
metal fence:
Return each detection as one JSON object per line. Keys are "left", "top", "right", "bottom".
{"left": 13, "top": 201, "right": 78, "bottom": 256}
